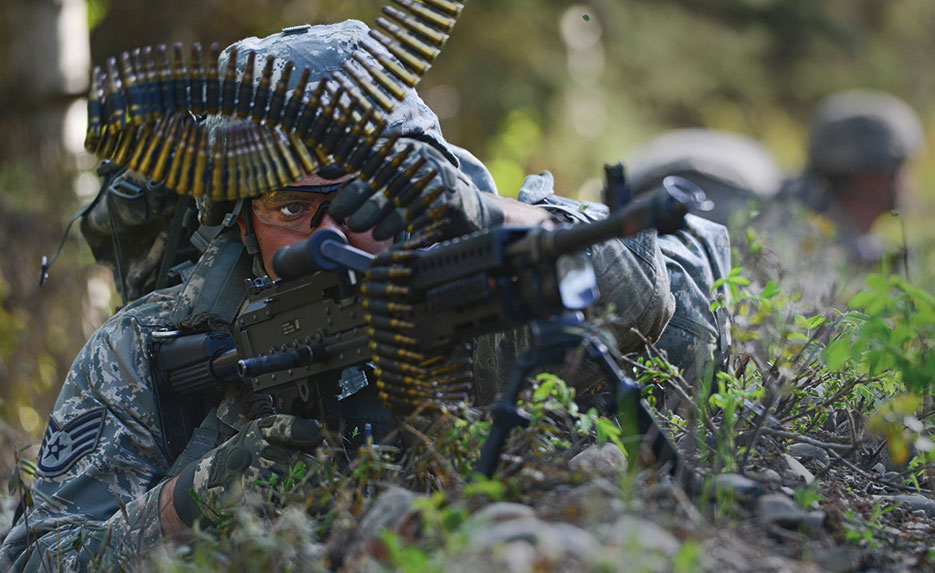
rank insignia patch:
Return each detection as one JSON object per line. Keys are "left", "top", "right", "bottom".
{"left": 37, "top": 408, "right": 106, "bottom": 476}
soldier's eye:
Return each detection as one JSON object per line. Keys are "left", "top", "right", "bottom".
{"left": 276, "top": 202, "right": 310, "bottom": 219}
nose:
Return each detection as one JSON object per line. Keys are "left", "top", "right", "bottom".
{"left": 312, "top": 212, "right": 343, "bottom": 233}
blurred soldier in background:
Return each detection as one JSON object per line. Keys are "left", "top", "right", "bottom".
{"left": 753, "top": 90, "right": 925, "bottom": 305}
{"left": 626, "top": 128, "right": 783, "bottom": 228}
{"left": 784, "top": 89, "right": 925, "bottom": 264}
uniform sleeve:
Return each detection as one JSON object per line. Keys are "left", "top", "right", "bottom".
{"left": 1, "top": 311, "right": 173, "bottom": 571}
{"left": 472, "top": 173, "right": 675, "bottom": 403}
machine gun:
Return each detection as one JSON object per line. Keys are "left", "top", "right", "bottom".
{"left": 155, "top": 169, "right": 710, "bottom": 474}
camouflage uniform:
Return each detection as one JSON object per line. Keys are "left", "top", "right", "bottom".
{"left": 1, "top": 22, "right": 732, "bottom": 570}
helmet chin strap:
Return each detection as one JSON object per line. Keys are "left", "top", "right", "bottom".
{"left": 223, "top": 198, "right": 261, "bottom": 256}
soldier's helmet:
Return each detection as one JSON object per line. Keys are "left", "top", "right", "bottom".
{"left": 626, "top": 128, "right": 782, "bottom": 226}
{"left": 807, "top": 90, "right": 924, "bottom": 177}
{"left": 201, "top": 20, "right": 496, "bottom": 224}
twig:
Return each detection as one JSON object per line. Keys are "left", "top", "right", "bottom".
{"left": 740, "top": 390, "right": 780, "bottom": 468}
{"left": 623, "top": 328, "right": 719, "bottom": 437}
{"left": 826, "top": 447, "right": 920, "bottom": 494}
{"left": 757, "top": 427, "right": 854, "bottom": 451}
{"left": 779, "top": 376, "right": 863, "bottom": 425}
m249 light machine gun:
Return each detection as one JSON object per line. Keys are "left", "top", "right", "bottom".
{"left": 156, "top": 169, "right": 711, "bottom": 475}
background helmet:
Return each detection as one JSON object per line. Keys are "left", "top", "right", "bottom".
{"left": 626, "top": 128, "right": 782, "bottom": 225}
{"left": 807, "top": 89, "right": 924, "bottom": 176}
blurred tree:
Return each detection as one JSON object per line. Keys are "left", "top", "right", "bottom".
{"left": 0, "top": 0, "right": 91, "bottom": 456}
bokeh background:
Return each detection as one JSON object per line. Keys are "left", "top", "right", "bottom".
{"left": 1, "top": 0, "right": 933, "bottom": 473}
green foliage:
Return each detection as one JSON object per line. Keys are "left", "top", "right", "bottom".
{"left": 824, "top": 274, "right": 935, "bottom": 394}
{"left": 793, "top": 486, "right": 821, "bottom": 510}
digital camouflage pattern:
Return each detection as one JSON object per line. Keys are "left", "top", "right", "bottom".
{"left": 2, "top": 21, "right": 733, "bottom": 570}
{"left": 473, "top": 172, "right": 731, "bottom": 403}
{"left": 79, "top": 168, "right": 193, "bottom": 304}
{"left": 1, "top": 177, "right": 730, "bottom": 568}
{"left": 172, "top": 414, "right": 322, "bottom": 525}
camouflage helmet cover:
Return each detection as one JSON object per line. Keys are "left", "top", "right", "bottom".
{"left": 199, "top": 20, "right": 468, "bottom": 225}
{"left": 808, "top": 89, "right": 925, "bottom": 176}
{"left": 626, "top": 128, "right": 782, "bottom": 199}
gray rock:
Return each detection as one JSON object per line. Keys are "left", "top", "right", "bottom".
{"left": 468, "top": 502, "right": 535, "bottom": 525}
{"left": 569, "top": 443, "right": 627, "bottom": 476}
{"left": 467, "top": 516, "right": 598, "bottom": 562}
{"left": 783, "top": 453, "right": 816, "bottom": 485}
{"left": 502, "top": 540, "right": 536, "bottom": 573}
{"left": 713, "top": 473, "right": 764, "bottom": 500}
{"left": 872, "top": 462, "right": 886, "bottom": 476}
{"left": 809, "top": 547, "right": 861, "bottom": 572}
{"left": 357, "top": 486, "right": 422, "bottom": 543}
{"left": 756, "top": 493, "right": 806, "bottom": 528}
{"left": 758, "top": 468, "right": 782, "bottom": 486}
{"left": 883, "top": 471, "right": 901, "bottom": 483}
{"left": 804, "top": 510, "right": 826, "bottom": 531}
{"left": 876, "top": 494, "right": 935, "bottom": 517}
{"left": 788, "top": 443, "right": 830, "bottom": 466}
{"left": 599, "top": 516, "right": 681, "bottom": 556}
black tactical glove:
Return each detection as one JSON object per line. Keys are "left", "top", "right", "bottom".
{"left": 329, "top": 137, "right": 504, "bottom": 240}
{"left": 172, "top": 414, "right": 323, "bottom": 525}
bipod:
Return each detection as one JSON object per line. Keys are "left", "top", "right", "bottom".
{"left": 474, "top": 311, "right": 680, "bottom": 478}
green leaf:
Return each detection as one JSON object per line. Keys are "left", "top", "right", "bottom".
{"left": 760, "top": 280, "right": 780, "bottom": 299}
{"left": 532, "top": 379, "right": 556, "bottom": 402}
{"left": 823, "top": 339, "right": 851, "bottom": 370}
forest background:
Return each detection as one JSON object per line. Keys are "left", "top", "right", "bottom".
{"left": 0, "top": 0, "right": 933, "bottom": 470}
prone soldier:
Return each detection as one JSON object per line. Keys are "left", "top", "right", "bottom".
{"left": 1, "top": 19, "right": 731, "bottom": 569}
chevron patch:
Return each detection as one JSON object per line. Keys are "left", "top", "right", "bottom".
{"left": 37, "top": 408, "right": 107, "bottom": 477}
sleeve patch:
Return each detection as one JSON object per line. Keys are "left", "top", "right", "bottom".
{"left": 37, "top": 408, "right": 107, "bottom": 477}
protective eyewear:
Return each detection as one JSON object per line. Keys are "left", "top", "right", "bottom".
{"left": 251, "top": 183, "right": 345, "bottom": 234}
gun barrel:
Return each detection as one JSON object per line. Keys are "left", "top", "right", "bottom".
{"left": 238, "top": 346, "right": 319, "bottom": 378}
{"left": 540, "top": 186, "right": 690, "bottom": 259}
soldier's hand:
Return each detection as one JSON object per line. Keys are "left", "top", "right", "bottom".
{"left": 171, "top": 414, "right": 323, "bottom": 525}
{"left": 329, "top": 137, "right": 504, "bottom": 240}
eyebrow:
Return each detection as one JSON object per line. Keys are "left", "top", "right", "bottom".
{"left": 255, "top": 188, "right": 337, "bottom": 205}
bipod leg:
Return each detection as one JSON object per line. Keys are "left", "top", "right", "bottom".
{"left": 584, "top": 338, "right": 680, "bottom": 474}
{"left": 474, "top": 349, "right": 539, "bottom": 478}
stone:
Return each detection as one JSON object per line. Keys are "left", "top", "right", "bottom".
{"left": 755, "top": 493, "right": 806, "bottom": 528}
{"left": 804, "top": 510, "right": 826, "bottom": 531}
{"left": 783, "top": 453, "right": 815, "bottom": 485}
{"left": 468, "top": 502, "right": 536, "bottom": 525}
{"left": 875, "top": 494, "right": 935, "bottom": 517}
{"left": 712, "top": 473, "right": 764, "bottom": 501}
{"left": 502, "top": 540, "right": 536, "bottom": 573}
{"left": 788, "top": 443, "right": 830, "bottom": 466}
{"left": 808, "top": 547, "right": 861, "bottom": 572}
{"left": 599, "top": 515, "right": 681, "bottom": 556}
{"left": 758, "top": 468, "right": 782, "bottom": 486}
{"left": 883, "top": 471, "right": 901, "bottom": 483}
{"left": 356, "top": 486, "right": 423, "bottom": 545}
{"left": 467, "top": 516, "right": 599, "bottom": 563}
{"left": 569, "top": 443, "right": 627, "bottom": 476}
{"left": 871, "top": 462, "right": 886, "bottom": 476}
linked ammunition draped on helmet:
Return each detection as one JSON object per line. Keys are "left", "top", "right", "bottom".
{"left": 83, "top": 0, "right": 466, "bottom": 201}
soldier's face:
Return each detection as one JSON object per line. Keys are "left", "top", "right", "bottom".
{"left": 835, "top": 171, "right": 901, "bottom": 234}
{"left": 238, "top": 174, "right": 393, "bottom": 279}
